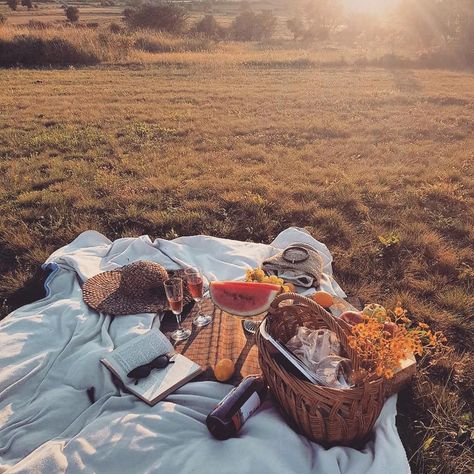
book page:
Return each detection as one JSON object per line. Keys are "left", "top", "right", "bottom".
{"left": 102, "top": 328, "right": 174, "bottom": 381}
{"left": 131, "top": 354, "right": 201, "bottom": 404}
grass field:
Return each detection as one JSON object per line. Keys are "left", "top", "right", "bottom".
{"left": 2, "top": 5, "right": 125, "bottom": 25}
{"left": 0, "top": 0, "right": 288, "bottom": 32}
{"left": 0, "top": 47, "right": 473, "bottom": 472}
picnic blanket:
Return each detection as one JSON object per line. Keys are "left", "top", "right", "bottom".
{"left": 0, "top": 227, "right": 410, "bottom": 474}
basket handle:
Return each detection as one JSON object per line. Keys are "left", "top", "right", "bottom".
{"left": 268, "top": 292, "right": 344, "bottom": 334}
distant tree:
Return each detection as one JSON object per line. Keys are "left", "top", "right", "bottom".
{"left": 399, "top": 0, "right": 460, "bottom": 47}
{"left": 341, "top": 11, "right": 378, "bottom": 41}
{"left": 399, "top": 0, "right": 437, "bottom": 47}
{"left": 195, "top": 14, "right": 219, "bottom": 36}
{"left": 395, "top": 0, "right": 473, "bottom": 64}
{"left": 458, "top": 0, "right": 474, "bottom": 51}
{"left": 7, "top": 0, "right": 18, "bottom": 11}
{"left": 232, "top": 8, "right": 276, "bottom": 41}
{"left": 21, "top": 0, "right": 33, "bottom": 9}
{"left": 254, "top": 10, "right": 277, "bottom": 40}
{"left": 285, "top": 0, "right": 343, "bottom": 41}
{"left": 287, "top": 17, "right": 305, "bottom": 40}
{"left": 309, "top": 0, "right": 341, "bottom": 38}
{"left": 232, "top": 9, "right": 256, "bottom": 40}
{"left": 293, "top": 0, "right": 342, "bottom": 40}
{"left": 123, "top": 4, "right": 187, "bottom": 32}
{"left": 65, "top": 6, "right": 79, "bottom": 23}
{"left": 239, "top": 0, "right": 251, "bottom": 12}
{"left": 201, "top": 0, "right": 214, "bottom": 13}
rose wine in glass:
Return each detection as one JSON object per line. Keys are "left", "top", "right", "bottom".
{"left": 188, "top": 279, "right": 203, "bottom": 300}
{"left": 169, "top": 298, "right": 183, "bottom": 314}
{"left": 184, "top": 268, "right": 213, "bottom": 327}
{"left": 164, "top": 278, "right": 191, "bottom": 342}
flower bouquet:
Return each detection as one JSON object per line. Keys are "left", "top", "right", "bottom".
{"left": 341, "top": 303, "right": 449, "bottom": 395}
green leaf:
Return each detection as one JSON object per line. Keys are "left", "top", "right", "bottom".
{"left": 422, "top": 436, "right": 435, "bottom": 451}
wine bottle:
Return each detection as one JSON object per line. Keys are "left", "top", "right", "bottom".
{"left": 206, "top": 375, "right": 267, "bottom": 440}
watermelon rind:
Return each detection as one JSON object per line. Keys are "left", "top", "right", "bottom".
{"left": 209, "top": 281, "right": 281, "bottom": 317}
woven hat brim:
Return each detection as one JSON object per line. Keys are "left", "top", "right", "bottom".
{"left": 82, "top": 269, "right": 192, "bottom": 316}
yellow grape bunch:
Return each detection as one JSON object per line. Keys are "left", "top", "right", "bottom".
{"left": 245, "top": 268, "right": 291, "bottom": 293}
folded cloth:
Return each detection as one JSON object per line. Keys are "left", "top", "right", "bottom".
{"left": 262, "top": 242, "right": 324, "bottom": 288}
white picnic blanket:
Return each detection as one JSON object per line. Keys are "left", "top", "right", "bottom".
{"left": 0, "top": 227, "right": 410, "bottom": 474}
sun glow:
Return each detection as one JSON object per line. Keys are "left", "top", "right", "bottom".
{"left": 343, "top": 0, "right": 401, "bottom": 15}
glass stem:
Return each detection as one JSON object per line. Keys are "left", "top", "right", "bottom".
{"left": 197, "top": 298, "right": 202, "bottom": 316}
{"left": 175, "top": 313, "right": 183, "bottom": 331}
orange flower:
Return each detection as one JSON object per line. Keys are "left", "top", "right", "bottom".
{"left": 349, "top": 302, "right": 448, "bottom": 380}
{"left": 384, "top": 368, "right": 394, "bottom": 379}
{"left": 348, "top": 337, "right": 357, "bottom": 349}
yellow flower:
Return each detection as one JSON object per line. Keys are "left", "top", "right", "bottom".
{"left": 418, "top": 322, "right": 429, "bottom": 329}
{"left": 375, "top": 366, "right": 384, "bottom": 377}
{"left": 394, "top": 307, "right": 404, "bottom": 317}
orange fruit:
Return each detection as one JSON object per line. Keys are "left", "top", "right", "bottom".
{"left": 284, "top": 282, "right": 296, "bottom": 293}
{"left": 214, "top": 359, "right": 235, "bottom": 382}
{"left": 311, "top": 291, "right": 334, "bottom": 308}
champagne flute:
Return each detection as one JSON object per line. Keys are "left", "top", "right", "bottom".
{"left": 164, "top": 278, "right": 191, "bottom": 342}
{"left": 184, "top": 268, "right": 213, "bottom": 327}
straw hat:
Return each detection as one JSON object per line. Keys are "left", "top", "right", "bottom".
{"left": 82, "top": 260, "right": 185, "bottom": 316}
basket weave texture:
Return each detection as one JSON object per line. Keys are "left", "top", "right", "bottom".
{"left": 256, "top": 293, "right": 385, "bottom": 446}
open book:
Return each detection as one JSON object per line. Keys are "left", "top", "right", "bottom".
{"left": 101, "top": 328, "right": 202, "bottom": 406}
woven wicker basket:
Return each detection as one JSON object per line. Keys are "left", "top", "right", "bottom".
{"left": 256, "top": 293, "right": 385, "bottom": 447}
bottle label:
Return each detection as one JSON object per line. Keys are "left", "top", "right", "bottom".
{"left": 239, "top": 392, "right": 261, "bottom": 424}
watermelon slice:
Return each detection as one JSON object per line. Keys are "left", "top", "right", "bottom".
{"left": 209, "top": 281, "right": 281, "bottom": 317}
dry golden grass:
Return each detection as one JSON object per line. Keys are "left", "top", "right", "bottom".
{"left": 0, "top": 23, "right": 419, "bottom": 68}
{"left": 0, "top": 24, "right": 218, "bottom": 65}
{"left": 0, "top": 49, "right": 473, "bottom": 472}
